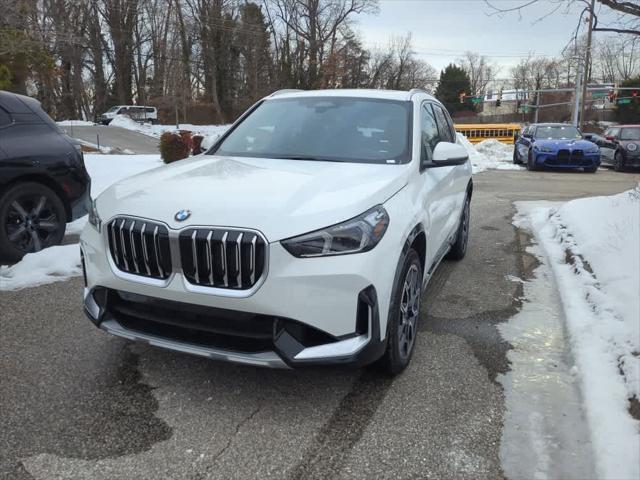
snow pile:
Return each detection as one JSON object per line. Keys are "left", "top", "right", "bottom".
{"left": 108, "top": 114, "right": 143, "bottom": 130}
{"left": 515, "top": 188, "right": 640, "bottom": 480}
{"left": 56, "top": 120, "right": 96, "bottom": 126}
{"left": 457, "top": 133, "right": 522, "bottom": 174}
{"left": 0, "top": 245, "right": 81, "bottom": 291}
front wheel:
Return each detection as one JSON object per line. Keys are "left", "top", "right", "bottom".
{"left": 377, "top": 249, "right": 423, "bottom": 376}
{"left": 614, "top": 151, "right": 625, "bottom": 172}
{"left": 0, "top": 182, "right": 67, "bottom": 262}
{"left": 447, "top": 196, "right": 470, "bottom": 260}
{"left": 526, "top": 150, "right": 537, "bottom": 171}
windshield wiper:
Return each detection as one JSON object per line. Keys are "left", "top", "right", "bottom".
{"left": 276, "top": 155, "right": 344, "bottom": 163}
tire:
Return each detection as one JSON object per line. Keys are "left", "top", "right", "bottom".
{"left": 447, "top": 195, "right": 470, "bottom": 261}
{"left": 526, "top": 150, "right": 537, "bottom": 171}
{"left": 0, "top": 182, "right": 67, "bottom": 263}
{"left": 377, "top": 249, "right": 423, "bottom": 376}
{"left": 614, "top": 151, "right": 625, "bottom": 172}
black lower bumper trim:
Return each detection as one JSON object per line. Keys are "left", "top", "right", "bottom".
{"left": 84, "top": 286, "right": 387, "bottom": 368}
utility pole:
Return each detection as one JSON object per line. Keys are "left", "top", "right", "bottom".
{"left": 579, "top": 0, "right": 595, "bottom": 130}
{"left": 572, "top": 59, "right": 583, "bottom": 127}
{"left": 534, "top": 90, "right": 540, "bottom": 123}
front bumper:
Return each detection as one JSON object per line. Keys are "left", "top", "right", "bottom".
{"left": 80, "top": 222, "right": 398, "bottom": 368}
{"left": 534, "top": 151, "right": 600, "bottom": 169}
{"left": 621, "top": 150, "right": 640, "bottom": 168}
{"left": 83, "top": 285, "right": 385, "bottom": 368}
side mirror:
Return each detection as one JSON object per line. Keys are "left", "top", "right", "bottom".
{"left": 430, "top": 142, "right": 469, "bottom": 166}
{"left": 605, "top": 135, "right": 615, "bottom": 141}
{"left": 200, "top": 133, "right": 221, "bottom": 152}
{"left": 514, "top": 131, "right": 520, "bottom": 140}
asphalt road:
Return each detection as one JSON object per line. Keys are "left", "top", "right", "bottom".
{"left": 58, "top": 124, "right": 160, "bottom": 154}
{"left": 2, "top": 169, "right": 639, "bottom": 480}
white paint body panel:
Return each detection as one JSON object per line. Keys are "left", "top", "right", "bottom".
{"left": 82, "top": 89, "right": 472, "bottom": 361}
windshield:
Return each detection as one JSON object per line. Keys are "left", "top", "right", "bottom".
{"left": 620, "top": 127, "right": 640, "bottom": 141}
{"left": 213, "top": 97, "right": 412, "bottom": 164}
{"left": 534, "top": 125, "right": 582, "bottom": 140}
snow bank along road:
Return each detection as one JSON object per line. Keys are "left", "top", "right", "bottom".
{"left": 1, "top": 168, "right": 639, "bottom": 479}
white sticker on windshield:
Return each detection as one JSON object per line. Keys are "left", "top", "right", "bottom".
{"left": 386, "top": 159, "right": 397, "bottom": 164}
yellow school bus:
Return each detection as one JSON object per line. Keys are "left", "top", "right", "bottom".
{"left": 454, "top": 124, "right": 522, "bottom": 144}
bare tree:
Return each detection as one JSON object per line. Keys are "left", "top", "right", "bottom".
{"left": 458, "top": 51, "right": 498, "bottom": 96}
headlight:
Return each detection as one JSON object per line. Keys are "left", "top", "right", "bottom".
{"left": 88, "top": 199, "right": 102, "bottom": 232}
{"left": 628, "top": 143, "right": 638, "bottom": 152}
{"left": 281, "top": 205, "right": 389, "bottom": 258}
{"left": 534, "top": 145, "right": 554, "bottom": 153}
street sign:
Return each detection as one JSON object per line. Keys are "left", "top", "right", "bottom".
{"left": 591, "top": 92, "right": 607, "bottom": 98}
{"left": 617, "top": 98, "right": 632, "bottom": 105}
{"left": 471, "top": 97, "right": 483, "bottom": 104}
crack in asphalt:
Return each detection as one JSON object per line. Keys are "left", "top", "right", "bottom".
{"left": 286, "top": 370, "right": 394, "bottom": 480}
{"left": 193, "top": 405, "right": 263, "bottom": 479}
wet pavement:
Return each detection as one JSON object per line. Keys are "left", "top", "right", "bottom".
{"left": 2, "top": 169, "right": 639, "bottom": 479}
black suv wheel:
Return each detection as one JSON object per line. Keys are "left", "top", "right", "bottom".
{"left": 0, "top": 182, "right": 67, "bottom": 262}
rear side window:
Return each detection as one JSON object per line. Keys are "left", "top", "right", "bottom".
{"left": 0, "top": 107, "right": 11, "bottom": 127}
{"left": 432, "top": 105, "right": 455, "bottom": 143}
{"left": 146, "top": 107, "right": 155, "bottom": 113}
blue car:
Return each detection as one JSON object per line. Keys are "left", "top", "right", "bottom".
{"left": 514, "top": 123, "right": 600, "bottom": 173}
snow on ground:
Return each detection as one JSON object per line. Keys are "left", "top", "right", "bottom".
{"left": 109, "top": 114, "right": 231, "bottom": 139}
{"left": 56, "top": 119, "right": 96, "bottom": 126}
{"left": 514, "top": 188, "right": 640, "bottom": 480}
{"left": 457, "top": 133, "right": 523, "bottom": 174}
{"left": 0, "top": 245, "right": 82, "bottom": 290}
{"left": 1, "top": 154, "right": 163, "bottom": 290}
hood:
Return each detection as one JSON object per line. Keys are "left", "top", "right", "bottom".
{"left": 96, "top": 155, "right": 411, "bottom": 241}
{"left": 534, "top": 138, "right": 596, "bottom": 150}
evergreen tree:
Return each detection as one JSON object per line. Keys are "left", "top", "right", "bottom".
{"left": 434, "top": 64, "right": 474, "bottom": 114}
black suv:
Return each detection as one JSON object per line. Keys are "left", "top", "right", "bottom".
{"left": 0, "top": 91, "right": 91, "bottom": 262}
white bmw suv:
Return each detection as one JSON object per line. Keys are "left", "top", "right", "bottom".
{"left": 81, "top": 89, "right": 472, "bottom": 375}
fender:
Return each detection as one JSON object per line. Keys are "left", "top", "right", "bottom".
{"left": 383, "top": 223, "right": 426, "bottom": 339}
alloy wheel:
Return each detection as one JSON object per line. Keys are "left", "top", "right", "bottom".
{"left": 4, "top": 194, "right": 61, "bottom": 253}
{"left": 398, "top": 264, "right": 421, "bottom": 360}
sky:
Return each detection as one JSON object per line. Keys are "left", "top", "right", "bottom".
{"left": 356, "top": 0, "right": 604, "bottom": 77}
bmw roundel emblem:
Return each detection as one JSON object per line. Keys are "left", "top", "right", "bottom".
{"left": 175, "top": 209, "right": 191, "bottom": 222}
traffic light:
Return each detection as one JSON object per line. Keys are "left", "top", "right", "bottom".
{"left": 496, "top": 89, "right": 503, "bottom": 107}
{"left": 633, "top": 89, "right": 639, "bottom": 100}
{"left": 459, "top": 91, "right": 466, "bottom": 104}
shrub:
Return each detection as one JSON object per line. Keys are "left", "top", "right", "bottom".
{"left": 192, "top": 134, "right": 204, "bottom": 155}
{"left": 160, "top": 131, "right": 191, "bottom": 164}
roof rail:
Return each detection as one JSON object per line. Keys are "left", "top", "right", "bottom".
{"left": 407, "top": 88, "right": 428, "bottom": 99}
{"left": 269, "top": 89, "right": 302, "bottom": 97}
